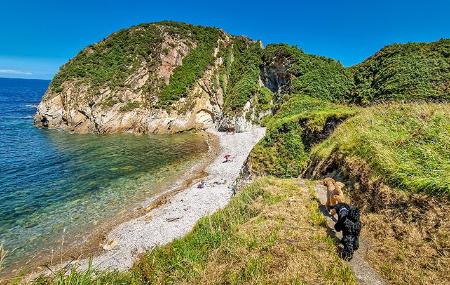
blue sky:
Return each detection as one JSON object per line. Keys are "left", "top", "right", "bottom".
{"left": 1, "top": 0, "right": 449, "bottom": 79}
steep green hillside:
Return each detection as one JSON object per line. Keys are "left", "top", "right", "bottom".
{"left": 49, "top": 21, "right": 222, "bottom": 107}
{"left": 36, "top": 21, "right": 273, "bottom": 134}
{"left": 249, "top": 95, "right": 357, "bottom": 177}
{"left": 221, "top": 37, "right": 264, "bottom": 113}
{"left": 351, "top": 39, "right": 450, "bottom": 104}
{"left": 157, "top": 23, "right": 222, "bottom": 107}
{"left": 250, "top": 39, "right": 450, "bottom": 179}
{"left": 261, "top": 44, "right": 354, "bottom": 102}
{"left": 310, "top": 103, "right": 450, "bottom": 196}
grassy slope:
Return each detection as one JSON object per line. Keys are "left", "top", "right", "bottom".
{"left": 31, "top": 178, "right": 356, "bottom": 284}
{"left": 251, "top": 40, "right": 450, "bottom": 191}
{"left": 311, "top": 103, "right": 450, "bottom": 196}
{"left": 351, "top": 39, "right": 450, "bottom": 104}
{"left": 246, "top": 44, "right": 358, "bottom": 178}
{"left": 249, "top": 95, "right": 358, "bottom": 177}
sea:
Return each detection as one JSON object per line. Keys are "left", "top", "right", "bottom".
{"left": 0, "top": 78, "right": 208, "bottom": 274}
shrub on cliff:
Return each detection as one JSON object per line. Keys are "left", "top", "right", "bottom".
{"left": 157, "top": 23, "right": 222, "bottom": 107}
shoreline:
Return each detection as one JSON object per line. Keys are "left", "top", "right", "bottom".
{"left": 1, "top": 131, "right": 218, "bottom": 282}
{"left": 20, "top": 127, "right": 265, "bottom": 279}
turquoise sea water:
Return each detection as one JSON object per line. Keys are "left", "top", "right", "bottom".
{"left": 0, "top": 78, "right": 208, "bottom": 272}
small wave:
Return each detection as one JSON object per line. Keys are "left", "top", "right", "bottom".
{"left": 25, "top": 104, "right": 38, "bottom": 108}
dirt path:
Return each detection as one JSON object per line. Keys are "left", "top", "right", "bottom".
{"left": 299, "top": 179, "right": 385, "bottom": 285}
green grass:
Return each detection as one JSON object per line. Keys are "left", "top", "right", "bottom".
{"left": 31, "top": 260, "right": 136, "bottom": 285}
{"left": 311, "top": 103, "right": 450, "bottom": 196}
{"left": 29, "top": 178, "right": 356, "bottom": 284}
{"left": 249, "top": 95, "right": 358, "bottom": 177}
{"left": 351, "top": 39, "right": 450, "bottom": 104}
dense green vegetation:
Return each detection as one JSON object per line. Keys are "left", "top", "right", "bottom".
{"left": 262, "top": 44, "right": 354, "bottom": 103}
{"left": 50, "top": 23, "right": 164, "bottom": 95}
{"left": 250, "top": 40, "right": 450, "bottom": 180}
{"left": 49, "top": 20, "right": 449, "bottom": 114}
{"left": 350, "top": 39, "right": 450, "bottom": 104}
{"left": 49, "top": 21, "right": 223, "bottom": 110}
{"left": 311, "top": 103, "right": 450, "bottom": 196}
{"left": 249, "top": 95, "right": 357, "bottom": 177}
{"left": 32, "top": 178, "right": 356, "bottom": 284}
{"left": 222, "top": 37, "right": 263, "bottom": 113}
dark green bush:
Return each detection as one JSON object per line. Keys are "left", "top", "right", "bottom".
{"left": 249, "top": 95, "right": 358, "bottom": 177}
{"left": 50, "top": 24, "right": 163, "bottom": 95}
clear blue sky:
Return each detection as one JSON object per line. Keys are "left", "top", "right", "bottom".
{"left": 1, "top": 0, "right": 449, "bottom": 79}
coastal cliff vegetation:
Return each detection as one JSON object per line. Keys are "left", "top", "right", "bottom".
{"left": 25, "top": 21, "right": 450, "bottom": 284}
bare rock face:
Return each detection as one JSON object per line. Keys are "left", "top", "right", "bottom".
{"left": 35, "top": 22, "right": 269, "bottom": 134}
{"left": 260, "top": 53, "right": 293, "bottom": 95}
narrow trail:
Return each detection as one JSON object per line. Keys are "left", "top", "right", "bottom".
{"left": 299, "top": 179, "right": 385, "bottom": 285}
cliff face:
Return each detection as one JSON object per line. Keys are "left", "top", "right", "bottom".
{"left": 35, "top": 22, "right": 450, "bottom": 135}
{"left": 35, "top": 22, "right": 268, "bottom": 134}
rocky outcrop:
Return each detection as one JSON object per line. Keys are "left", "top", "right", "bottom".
{"left": 34, "top": 22, "right": 267, "bottom": 134}
{"left": 260, "top": 56, "right": 292, "bottom": 95}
